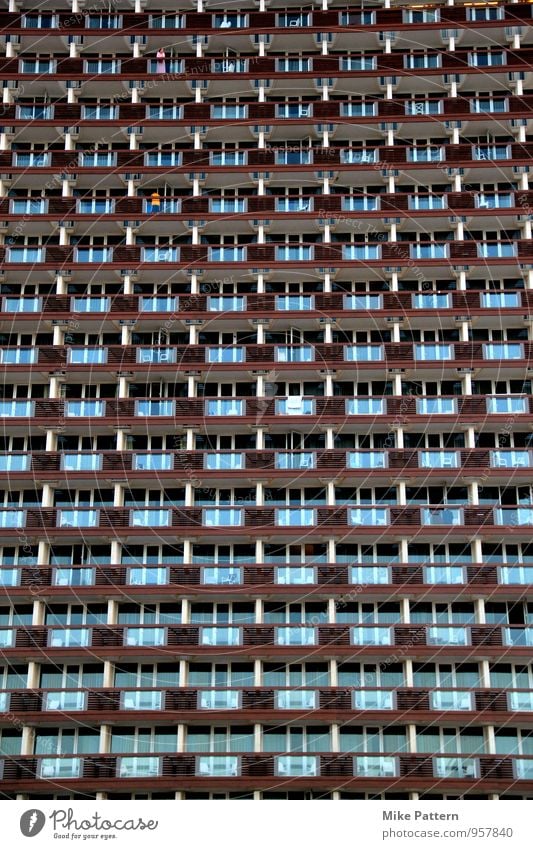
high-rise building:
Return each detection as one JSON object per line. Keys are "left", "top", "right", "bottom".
{"left": 0, "top": 0, "right": 533, "bottom": 802}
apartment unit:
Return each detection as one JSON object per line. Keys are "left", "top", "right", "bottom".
{"left": 0, "top": 0, "right": 533, "bottom": 800}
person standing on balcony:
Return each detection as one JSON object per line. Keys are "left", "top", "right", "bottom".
{"left": 156, "top": 48, "right": 166, "bottom": 74}
{"left": 150, "top": 191, "right": 161, "bottom": 213}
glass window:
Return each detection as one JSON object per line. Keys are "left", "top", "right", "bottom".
{"left": 197, "top": 755, "right": 239, "bottom": 776}
{"left": 346, "top": 398, "right": 384, "bottom": 415}
{"left": 203, "top": 508, "right": 243, "bottom": 527}
{"left": 119, "top": 757, "right": 160, "bottom": 778}
{"left": 430, "top": 691, "right": 473, "bottom": 711}
{"left": 349, "top": 508, "right": 388, "bottom": 527}
{"left": 39, "top": 758, "right": 82, "bottom": 779}
{"left": 276, "top": 398, "right": 314, "bottom": 415}
{"left": 203, "top": 567, "right": 241, "bottom": 585}
{"left": 354, "top": 756, "right": 397, "bottom": 777}
{"left": 128, "top": 567, "right": 168, "bottom": 586}
{"left": 276, "top": 627, "right": 316, "bottom": 646}
{"left": 276, "top": 509, "right": 315, "bottom": 527}
{"left": 198, "top": 690, "right": 240, "bottom": 709}
{"left": 351, "top": 627, "right": 392, "bottom": 646}
{"left": 200, "top": 627, "right": 241, "bottom": 646}
{"left": 276, "top": 567, "right": 316, "bottom": 585}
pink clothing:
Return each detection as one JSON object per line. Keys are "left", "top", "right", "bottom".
{"left": 156, "top": 49, "right": 166, "bottom": 74}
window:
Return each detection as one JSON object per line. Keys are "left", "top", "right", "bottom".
{"left": 342, "top": 196, "right": 379, "bottom": 212}
{"left": 134, "top": 454, "right": 173, "bottom": 471}
{"left": 11, "top": 198, "right": 47, "bottom": 214}
{"left": 344, "top": 294, "right": 381, "bottom": 310}
{"left": 121, "top": 691, "right": 162, "bottom": 711}
{"left": 80, "top": 152, "right": 117, "bottom": 168}
{"left": 478, "top": 243, "right": 516, "bottom": 258}
{"left": 405, "top": 54, "right": 441, "bottom": 70}
{"left": 76, "top": 247, "right": 112, "bottom": 263}
{"left": 276, "top": 346, "right": 314, "bottom": 363}
{"left": 471, "top": 97, "right": 508, "bottom": 114}
{"left": 78, "top": 198, "right": 114, "bottom": 214}
{"left": 198, "top": 690, "right": 240, "bottom": 710}
{"left": 494, "top": 508, "right": 533, "bottom": 527}
{"left": 82, "top": 105, "right": 117, "bottom": 120}
{"left": 422, "top": 507, "right": 462, "bottom": 526}
{"left": 341, "top": 103, "right": 377, "bottom": 117}
{"left": 204, "top": 453, "right": 245, "bottom": 471}
{"left": 276, "top": 398, "right": 314, "bottom": 415}
{"left": 211, "top": 105, "right": 247, "bottom": 120}
{"left": 135, "top": 400, "right": 175, "bottom": 417}
{"left": 17, "top": 106, "right": 52, "bottom": 120}
{"left": 276, "top": 245, "right": 313, "bottom": 261}
{"left": 487, "top": 396, "right": 527, "bottom": 414}
{"left": 71, "top": 297, "right": 110, "bottom": 313}
{"left": 406, "top": 101, "right": 442, "bottom": 116}
{"left": 484, "top": 343, "right": 523, "bottom": 360}
{"left": 278, "top": 13, "right": 310, "bottom": 27}
{"left": 0, "top": 454, "right": 29, "bottom": 471}
{"left": 119, "top": 757, "right": 160, "bottom": 778}
{"left": 341, "top": 57, "right": 376, "bottom": 72}
{"left": 277, "top": 295, "right": 313, "bottom": 310}
{"left": 209, "top": 246, "right": 245, "bottom": 261}
{"left": 211, "top": 151, "right": 246, "bottom": 166}
{"left": 417, "top": 397, "right": 457, "bottom": 415}
{"left": 481, "top": 292, "right": 520, "bottom": 308}
{"left": 425, "top": 566, "right": 465, "bottom": 585}
{"left": 0, "top": 400, "right": 34, "bottom": 417}
{"left": 207, "top": 346, "right": 245, "bottom": 364}
{"left": 85, "top": 60, "right": 121, "bottom": 74}
{"left": 49, "top": 629, "right": 91, "bottom": 648}
{"left": 210, "top": 198, "right": 246, "bottom": 214}
{"left": 0, "top": 348, "right": 37, "bottom": 365}
{"left": 275, "top": 452, "right": 315, "bottom": 470}
{"left": 68, "top": 348, "right": 107, "bottom": 365}
{"left": 143, "top": 247, "right": 179, "bottom": 262}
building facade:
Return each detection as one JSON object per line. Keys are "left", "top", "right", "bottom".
{"left": 0, "top": 0, "right": 533, "bottom": 801}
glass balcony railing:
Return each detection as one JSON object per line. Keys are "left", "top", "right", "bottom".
{"left": 276, "top": 690, "right": 317, "bottom": 710}
{"left": 54, "top": 568, "right": 95, "bottom": 587}
{"left": 427, "top": 626, "right": 469, "bottom": 646}
{"left": 71, "top": 297, "right": 110, "bottom": 313}
{"left": 276, "top": 346, "right": 314, "bottom": 363}
{"left": 353, "top": 690, "right": 394, "bottom": 709}
{"left": 204, "top": 453, "right": 245, "bottom": 471}
{"left": 344, "top": 294, "right": 382, "bottom": 310}
{"left": 65, "top": 401, "right": 105, "bottom": 418}
{"left": 413, "top": 293, "right": 451, "bottom": 309}
{"left": 203, "top": 508, "right": 243, "bottom": 527}
{"left": 205, "top": 400, "right": 244, "bottom": 416}
{"left": 430, "top": 690, "right": 473, "bottom": 711}
{"left": 39, "top": 758, "right": 82, "bottom": 779}
{"left": 481, "top": 292, "right": 521, "bottom": 308}
{"left": 140, "top": 296, "right": 178, "bottom": 313}
{"left": 7, "top": 247, "right": 44, "bottom": 262}
{"left": 434, "top": 758, "right": 478, "bottom": 779}
{"left": 349, "top": 508, "right": 388, "bottom": 527}
{"left": 133, "top": 453, "right": 173, "bottom": 471}
{"left": 491, "top": 450, "right": 530, "bottom": 469}
{"left": 202, "top": 567, "right": 241, "bottom": 585}
{"left": 3, "top": 297, "right": 42, "bottom": 314}
{"left": 484, "top": 343, "right": 523, "bottom": 360}
{"left": 416, "top": 397, "right": 457, "bottom": 415}
{"left": 346, "top": 398, "right": 385, "bottom": 415}
{"left": 415, "top": 343, "right": 454, "bottom": 361}
{"left": 57, "top": 510, "right": 99, "bottom": 529}
{"left": 76, "top": 248, "right": 112, "bottom": 263}
{"left": 122, "top": 691, "right": 163, "bottom": 711}
{"left": 0, "top": 400, "right": 34, "bottom": 417}
{"left": 11, "top": 199, "right": 48, "bottom": 214}
{"left": 208, "top": 296, "right": 245, "bottom": 312}
{"left": 276, "top": 197, "right": 312, "bottom": 211}
{"left": 211, "top": 152, "right": 246, "bottom": 166}
{"left": 487, "top": 396, "right": 527, "bottom": 414}
{"left": 60, "top": 453, "right": 102, "bottom": 472}
{"left": 124, "top": 628, "right": 166, "bottom": 647}
{"left": 276, "top": 567, "right": 316, "bottom": 585}
{"left": 425, "top": 566, "right": 466, "bottom": 585}
{"left": 0, "top": 511, "right": 25, "bottom": 529}
{"left": 276, "top": 246, "right": 313, "bottom": 261}
{"left": 143, "top": 247, "right": 179, "bottom": 263}
{"left": 276, "top": 509, "right": 315, "bottom": 527}
{"left": 276, "top": 398, "right": 314, "bottom": 415}
{"left": 135, "top": 400, "right": 175, "bottom": 417}
{"left": 341, "top": 149, "right": 378, "bottom": 164}
{"left": 197, "top": 756, "right": 239, "bottom": 777}
{"left": 409, "top": 195, "right": 446, "bottom": 210}
{"left": 0, "top": 630, "right": 15, "bottom": 647}
{"left": 207, "top": 347, "right": 245, "bottom": 364}
{"left": 49, "top": 628, "right": 91, "bottom": 648}
{"left": 499, "top": 566, "right": 533, "bottom": 585}
{"left": 68, "top": 348, "right": 107, "bottom": 365}
{"left": 78, "top": 199, "right": 114, "bottom": 214}
{"left": 199, "top": 690, "right": 240, "bottom": 710}
{"left": 209, "top": 247, "right": 245, "bottom": 262}
{"left": 276, "top": 627, "right": 316, "bottom": 646}
{"left": 494, "top": 508, "right": 533, "bottom": 527}
{"left": 200, "top": 627, "right": 241, "bottom": 646}
{"left": 80, "top": 152, "right": 117, "bottom": 167}
{"left": 128, "top": 567, "right": 168, "bottom": 586}
{"left": 354, "top": 756, "right": 397, "bottom": 778}
{"left": 344, "top": 345, "right": 384, "bottom": 362}
{"left": 351, "top": 626, "right": 392, "bottom": 646}
{"left": 44, "top": 691, "right": 86, "bottom": 711}
{"left": 130, "top": 509, "right": 171, "bottom": 528}
{"left": 0, "top": 454, "right": 29, "bottom": 471}
{"left": 148, "top": 106, "right": 182, "bottom": 120}
{"left": 422, "top": 507, "right": 463, "bottom": 526}
{"left": 478, "top": 243, "right": 516, "bottom": 258}
{"left": 508, "top": 692, "right": 533, "bottom": 711}
{"left": 343, "top": 245, "right": 380, "bottom": 260}
{"left": 119, "top": 757, "right": 160, "bottom": 778}
{"left": 419, "top": 451, "right": 460, "bottom": 469}
{"left": 0, "top": 348, "right": 37, "bottom": 365}
{"left": 275, "top": 452, "right": 315, "bottom": 470}
{"left": 137, "top": 349, "right": 176, "bottom": 367}
{"left": 342, "top": 196, "right": 379, "bottom": 211}
{"left": 351, "top": 566, "right": 390, "bottom": 584}
{"left": 0, "top": 569, "right": 19, "bottom": 587}
{"left": 276, "top": 295, "right": 314, "bottom": 311}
